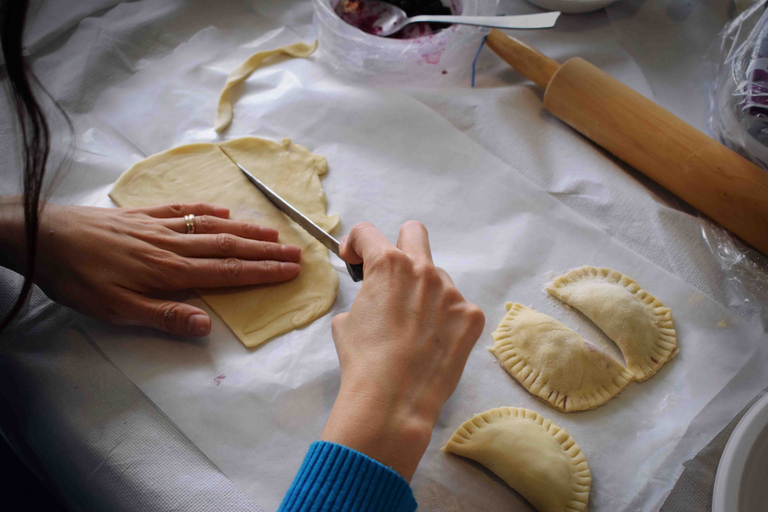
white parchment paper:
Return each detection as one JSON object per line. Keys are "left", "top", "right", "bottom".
{"left": 65, "top": 18, "right": 768, "bottom": 512}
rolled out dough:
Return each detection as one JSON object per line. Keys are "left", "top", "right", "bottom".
{"left": 109, "top": 137, "right": 340, "bottom": 348}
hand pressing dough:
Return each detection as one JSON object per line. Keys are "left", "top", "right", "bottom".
{"left": 215, "top": 40, "right": 318, "bottom": 133}
{"left": 491, "top": 304, "right": 633, "bottom": 412}
{"left": 110, "top": 137, "right": 339, "bottom": 348}
{"left": 546, "top": 266, "right": 678, "bottom": 382}
{"left": 443, "top": 407, "right": 591, "bottom": 512}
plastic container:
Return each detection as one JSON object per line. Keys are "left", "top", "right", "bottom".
{"left": 313, "top": 0, "right": 499, "bottom": 86}
{"left": 524, "top": 0, "right": 618, "bottom": 14}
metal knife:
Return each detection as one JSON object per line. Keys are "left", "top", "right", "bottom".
{"left": 230, "top": 159, "right": 364, "bottom": 282}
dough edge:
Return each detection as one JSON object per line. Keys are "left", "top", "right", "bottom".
{"left": 214, "top": 40, "right": 318, "bottom": 133}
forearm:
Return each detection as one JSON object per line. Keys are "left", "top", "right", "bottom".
{"left": 0, "top": 195, "right": 28, "bottom": 273}
{"left": 320, "top": 381, "right": 433, "bottom": 483}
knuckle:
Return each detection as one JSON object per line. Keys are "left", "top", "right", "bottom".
{"left": 349, "top": 222, "right": 375, "bottom": 239}
{"left": 435, "top": 267, "right": 454, "bottom": 285}
{"left": 136, "top": 229, "right": 165, "bottom": 247}
{"left": 167, "top": 202, "right": 184, "bottom": 215}
{"left": 256, "top": 241, "right": 278, "bottom": 257}
{"left": 157, "top": 303, "right": 185, "bottom": 331}
{"left": 374, "top": 248, "right": 408, "bottom": 270}
{"left": 243, "top": 222, "right": 258, "bottom": 236}
{"left": 215, "top": 233, "right": 237, "bottom": 255}
{"left": 443, "top": 286, "right": 464, "bottom": 303}
{"left": 220, "top": 257, "right": 244, "bottom": 278}
{"left": 147, "top": 251, "right": 187, "bottom": 285}
{"left": 416, "top": 262, "right": 436, "bottom": 277}
{"left": 465, "top": 304, "right": 486, "bottom": 327}
{"left": 413, "top": 264, "right": 441, "bottom": 286}
{"left": 166, "top": 254, "right": 191, "bottom": 276}
{"left": 197, "top": 215, "right": 214, "bottom": 232}
{"left": 259, "top": 260, "right": 283, "bottom": 274}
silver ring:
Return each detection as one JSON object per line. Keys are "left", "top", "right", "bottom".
{"left": 184, "top": 214, "right": 195, "bottom": 234}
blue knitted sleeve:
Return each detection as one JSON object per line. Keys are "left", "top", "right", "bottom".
{"left": 278, "top": 441, "right": 418, "bottom": 512}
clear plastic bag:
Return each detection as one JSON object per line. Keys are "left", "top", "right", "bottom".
{"left": 313, "top": 0, "right": 498, "bottom": 86}
{"left": 710, "top": 1, "right": 768, "bottom": 169}
{"left": 706, "top": 1, "right": 768, "bottom": 329}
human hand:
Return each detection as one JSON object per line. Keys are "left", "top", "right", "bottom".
{"left": 11, "top": 201, "right": 301, "bottom": 336}
{"left": 321, "top": 221, "right": 485, "bottom": 481}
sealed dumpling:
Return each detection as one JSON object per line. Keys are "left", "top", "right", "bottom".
{"left": 443, "top": 407, "right": 591, "bottom": 512}
{"left": 546, "top": 266, "right": 678, "bottom": 381}
{"left": 491, "top": 303, "right": 633, "bottom": 412}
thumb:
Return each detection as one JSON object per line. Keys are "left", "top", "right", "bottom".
{"left": 121, "top": 292, "right": 211, "bottom": 337}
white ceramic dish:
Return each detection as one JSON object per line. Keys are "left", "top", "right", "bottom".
{"left": 525, "top": 0, "right": 619, "bottom": 14}
{"left": 712, "top": 392, "right": 768, "bottom": 512}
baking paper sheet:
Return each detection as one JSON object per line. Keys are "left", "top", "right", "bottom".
{"left": 62, "top": 14, "right": 768, "bottom": 512}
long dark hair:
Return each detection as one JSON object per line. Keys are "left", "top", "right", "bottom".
{"left": 0, "top": 0, "right": 69, "bottom": 329}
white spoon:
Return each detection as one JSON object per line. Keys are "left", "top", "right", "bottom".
{"left": 336, "top": 0, "right": 561, "bottom": 37}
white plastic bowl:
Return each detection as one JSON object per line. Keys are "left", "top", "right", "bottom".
{"left": 712, "top": 392, "right": 768, "bottom": 512}
{"left": 525, "top": 0, "right": 619, "bottom": 14}
{"left": 313, "top": 0, "right": 498, "bottom": 86}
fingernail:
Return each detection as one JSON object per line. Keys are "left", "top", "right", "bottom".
{"left": 340, "top": 235, "right": 348, "bottom": 247}
{"left": 213, "top": 206, "right": 230, "bottom": 218}
{"left": 281, "top": 244, "right": 301, "bottom": 261}
{"left": 187, "top": 314, "right": 210, "bottom": 336}
{"left": 281, "top": 262, "right": 301, "bottom": 275}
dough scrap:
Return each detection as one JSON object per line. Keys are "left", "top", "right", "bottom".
{"left": 215, "top": 40, "right": 318, "bottom": 133}
{"left": 546, "top": 266, "right": 678, "bottom": 382}
{"left": 443, "top": 407, "right": 591, "bottom": 512}
{"left": 109, "top": 137, "right": 339, "bottom": 348}
{"left": 491, "top": 304, "right": 633, "bottom": 412}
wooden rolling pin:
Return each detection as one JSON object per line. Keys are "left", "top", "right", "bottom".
{"left": 486, "top": 29, "right": 768, "bottom": 256}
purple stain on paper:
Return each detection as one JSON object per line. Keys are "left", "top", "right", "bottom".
{"left": 424, "top": 51, "right": 442, "bottom": 64}
{"left": 214, "top": 374, "right": 226, "bottom": 386}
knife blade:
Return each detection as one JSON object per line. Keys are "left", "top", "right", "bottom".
{"left": 228, "top": 158, "right": 364, "bottom": 282}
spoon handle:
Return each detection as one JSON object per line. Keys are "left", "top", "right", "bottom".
{"left": 407, "top": 12, "right": 560, "bottom": 30}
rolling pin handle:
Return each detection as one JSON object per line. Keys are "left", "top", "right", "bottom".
{"left": 486, "top": 29, "right": 559, "bottom": 89}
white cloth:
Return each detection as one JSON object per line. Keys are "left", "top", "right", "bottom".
{"left": 2, "top": 1, "right": 767, "bottom": 511}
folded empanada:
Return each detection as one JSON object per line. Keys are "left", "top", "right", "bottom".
{"left": 546, "top": 266, "right": 678, "bottom": 381}
{"left": 491, "top": 304, "right": 633, "bottom": 412}
{"left": 443, "top": 407, "right": 591, "bottom": 512}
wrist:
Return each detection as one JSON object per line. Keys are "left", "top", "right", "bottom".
{"left": 320, "top": 379, "right": 434, "bottom": 482}
{"left": 0, "top": 195, "right": 28, "bottom": 273}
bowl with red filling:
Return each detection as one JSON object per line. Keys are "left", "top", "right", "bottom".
{"left": 313, "top": 0, "right": 498, "bottom": 85}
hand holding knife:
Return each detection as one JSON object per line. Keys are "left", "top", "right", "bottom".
{"left": 229, "top": 157, "right": 364, "bottom": 282}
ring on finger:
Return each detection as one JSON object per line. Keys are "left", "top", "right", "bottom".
{"left": 184, "top": 214, "right": 196, "bottom": 234}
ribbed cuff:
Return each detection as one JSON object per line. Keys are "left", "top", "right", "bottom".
{"left": 278, "top": 441, "right": 418, "bottom": 512}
